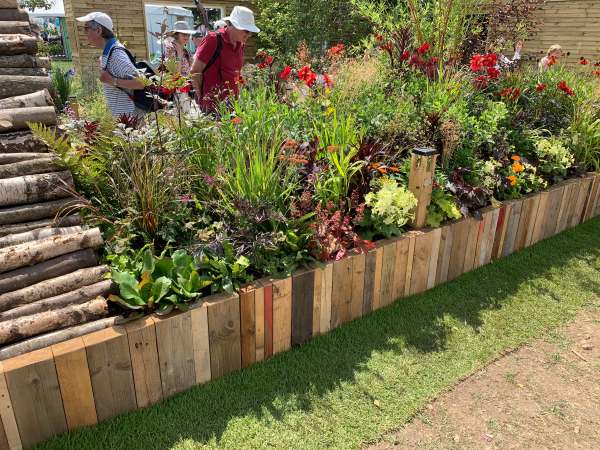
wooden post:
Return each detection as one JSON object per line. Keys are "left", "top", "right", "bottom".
{"left": 408, "top": 147, "right": 439, "bottom": 228}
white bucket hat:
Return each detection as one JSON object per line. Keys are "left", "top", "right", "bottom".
{"left": 76, "top": 12, "right": 113, "bottom": 31}
{"left": 222, "top": 6, "right": 260, "bottom": 33}
{"left": 168, "top": 21, "right": 195, "bottom": 35}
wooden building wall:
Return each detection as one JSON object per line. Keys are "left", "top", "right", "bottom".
{"left": 63, "top": 0, "right": 256, "bottom": 93}
{"left": 525, "top": 0, "right": 600, "bottom": 65}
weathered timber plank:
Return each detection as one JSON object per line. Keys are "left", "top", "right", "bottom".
{"left": 206, "top": 293, "right": 241, "bottom": 378}
{"left": 291, "top": 269, "right": 314, "bottom": 346}
{"left": 272, "top": 278, "right": 292, "bottom": 355}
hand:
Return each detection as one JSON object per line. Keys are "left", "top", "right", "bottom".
{"left": 99, "top": 70, "right": 114, "bottom": 85}
{"left": 515, "top": 41, "right": 523, "bottom": 52}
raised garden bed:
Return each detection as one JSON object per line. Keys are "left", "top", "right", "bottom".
{"left": 1, "top": 172, "right": 599, "bottom": 449}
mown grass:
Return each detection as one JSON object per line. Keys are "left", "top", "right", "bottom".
{"left": 36, "top": 217, "right": 600, "bottom": 450}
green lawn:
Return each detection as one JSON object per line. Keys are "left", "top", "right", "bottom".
{"left": 36, "top": 217, "right": 600, "bottom": 450}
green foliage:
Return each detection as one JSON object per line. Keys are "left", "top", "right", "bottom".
{"left": 533, "top": 137, "right": 574, "bottom": 177}
{"left": 51, "top": 66, "right": 72, "bottom": 111}
{"left": 564, "top": 107, "right": 600, "bottom": 172}
{"left": 426, "top": 188, "right": 462, "bottom": 228}
{"left": 362, "top": 177, "right": 417, "bottom": 238}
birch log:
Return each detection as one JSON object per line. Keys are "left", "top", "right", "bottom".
{"left": 0, "top": 171, "right": 73, "bottom": 207}
{"left": 0, "top": 157, "right": 62, "bottom": 179}
{"left": 0, "top": 35, "right": 38, "bottom": 56}
{"left": 0, "top": 225, "right": 87, "bottom": 249}
{"left": 0, "top": 21, "right": 30, "bottom": 34}
{"left": 0, "top": 152, "right": 51, "bottom": 164}
{"left": 0, "top": 89, "right": 53, "bottom": 109}
{"left": 0, "top": 55, "right": 49, "bottom": 68}
{"left": 0, "top": 248, "right": 97, "bottom": 295}
{"left": 0, "top": 198, "right": 79, "bottom": 225}
{"left": 0, "top": 75, "right": 52, "bottom": 99}
{"left": 0, "top": 228, "right": 103, "bottom": 273}
{"left": 0, "top": 67, "right": 48, "bottom": 76}
{"left": 0, "top": 106, "right": 57, "bottom": 133}
{"left": 0, "top": 130, "right": 47, "bottom": 153}
{"left": 0, "top": 8, "right": 28, "bottom": 21}
{"left": 0, "top": 214, "right": 81, "bottom": 237}
{"left": 0, "top": 297, "right": 109, "bottom": 345}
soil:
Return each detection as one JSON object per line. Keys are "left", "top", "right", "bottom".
{"left": 368, "top": 306, "right": 600, "bottom": 450}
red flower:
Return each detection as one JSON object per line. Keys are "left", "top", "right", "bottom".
{"left": 323, "top": 73, "right": 333, "bottom": 88}
{"left": 236, "top": 76, "right": 245, "bottom": 86}
{"left": 326, "top": 43, "right": 345, "bottom": 59}
{"left": 231, "top": 117, "right": 242, "bottom": 125}
{"left": 304, "top": 71, "right": 317, "bottom": 87}
{"left": 557, "top": 80, "right": 574, "bottom": 96}
{"left": 594, "top": 62, "right": 600, "bottom": 67}
{"left": 499, "top": 87, "right": 512, "bottom": 97}
{"left": 470, "top": 53, "right": 498, "bottom": 72}
{"left": 177, "top": 84, "right": 192, "bottom": 93}
{"left": 473, "top": 74, "right": 489, "bottom": 89}
{"left": 401, "top": 50, "right": 410, "bottom": 61}
{"left": 594, "top": 70, "right": 600, "bottom": 77}
{"left": 379, "top": 42, "right": 393, "bottom": 51}
{"left": 298, "top": 65, "right": 312, "bottom": 80}
{"left": 430, "top": 56, "right": 439, "bottom": 64}
{"left": 159, "top": 86, "right": 175, "bottom": 96}
{"left": 499, "top": 87, "right": 521, "bottom": 101}
{"left": 417, "top": 42, "right": 430, "bottom": 55}
{"left": 536, "top": 83, "right": 546, "bottom": 92}
{"left": 279, "top": 65, "right": 292, "bottom": 80}
{"left": 579, "top": 57, "right": 589, "bottom": 65}
{"left": 486, "top": 66, "right": 501, "bottom": 79}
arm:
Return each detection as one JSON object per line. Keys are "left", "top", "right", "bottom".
{"left": 190, "top": 33, "right": 217, "bottom": 100}
{"left": 101, "top": 47, "right": 146, "bottom": 90}
{"left": 100, "top": 71, "right": 145, "bottom": 89}
{"left": 190, "top": 57, "right": 207, "bottom": 99}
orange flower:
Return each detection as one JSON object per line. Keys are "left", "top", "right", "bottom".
{"left": 388, "top": 166, "right": 400, "bottom": 173}
{"left": 377, "top": 167, "right": 388, "bottom": 174}
{"left": 282, "top": 139, "right": 298, "bottom": 149}
{"left": 326, "top": 145, "right": 338, "bottom": 153}
{"left": 512, "top": 162, "right": 524, "bottom": 173}
{"left": 511, "top": 155, "right": 521, "bottom": 161}
{"left": 370, "top": 162, "right": 380, "bottom": 168}
{"left": 507, "top": 175, "right": 517, "bottom": 186}
{"left": 231, "top": 117, "right": 242, "bottom": 125}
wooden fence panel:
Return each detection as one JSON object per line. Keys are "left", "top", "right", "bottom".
{"left": 530, "top": 191, "right": 549, "bottom": 245}
{"left": 312, "top": 268, "right": 322, "bottom": 337}
{"left": 427, "top": 228, "right": 442, "bottom": 289}
{"left": 410, "top": 231, "right": 432, "bottom": 295}
{"left": 572, "top": 176, "right": 593, "bottom": 227}
{"left": 582, "top": 174, "right": 600, "bottom": 221}
{"left": 492, "top": 204, "right": 510, "bottom": 260}
{"left": 502, "top": 199, "right": 523, "bottom": 257}
{"left": 543, "top": 184, "right": 565, "bottom": 239}
{"left": 254, "top": 284, "right": 265, "bottom": 362}
{"left": 556, "top": 181, "right": 579, "bottom": 233}
{"left": 153, "top": 312, "right": 195, "bottom": 398}
{"left": 363, "top": 248, "right": 376, "bottom": 314}
{"left": 480, "top": 208, "right": 499, "bottom": 267}
{"left": 240, "top": 286, "right": 256, "bottom": 368}
{"left": 124, "top": 317, "right": 162, "bottom": 408}
{"left": 403, "top": 232, "right": 418, "bottom": 296}
{"left": 190, "top": 304, "right": 211, "bottom": 384}
{"left": 463, "top": 218, "right": 481, "bottom": 273}
{"left": 207, "top": 293, "right": 241, "bottom": 378}
{"left": 0, "top": 363, "right": 20, "bottom": 450}
{"left": 515, "top": 195, "right": 540, "bottom": 250}
{"left": 372, "top": 246, "right": 384, "bottom": 310}
{"left": 3, "top": 348, "right": 67, "bottom": 449}
{"left": 263, "top": 283, "right": 273, "bottom": 359}
{"left": 435, "top": 223, "right": 454, "bottom": 283}
{"left": 272, "top": 278, "right": 292, "bottom": 355}
{"left": 83, "top": 327, "right": 137, "bottom": 422}
{"left": 319, "top": 264, "right": 332, "bottom": 334}
{"left": 292, "top": 269, "right": 314, "bottom": 346}
{"left": 52, "top": 338, "right": 97, "bottom": 429}
{"left": 380, "top": 241, "right": 397, "bottom": 307}
{"left": 392, "top": 236, "right": 411, "bottom": 300}
{"left": 447, "top": 219, "right": 470, "bottom": 281}
{"left": 350, "top": 253, "right": 365, "bottom": 320}
{"left": 330, "top": 257, "right": 353, "bottom": 329}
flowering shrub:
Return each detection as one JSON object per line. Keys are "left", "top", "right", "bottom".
{"left": 495, "top": 155, "right": 547, "bottom": 200}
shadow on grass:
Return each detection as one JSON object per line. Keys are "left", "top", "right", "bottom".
{"left": 37, "top": 218, "right": 600, "bottom": 450}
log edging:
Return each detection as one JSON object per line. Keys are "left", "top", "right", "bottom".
{"left": 1, "top": 173, "right": 599, "bottom": 449}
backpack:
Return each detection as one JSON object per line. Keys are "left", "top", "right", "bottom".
{"left": 106, "top": 45, "right": 165, "bottom": 112}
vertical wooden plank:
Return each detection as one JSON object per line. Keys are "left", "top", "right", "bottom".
{"left": 350, "top": 253, "right": 366, "bottom": 319}
{"left": 83, "top": 327, "right": 137, "bottom": 422}
{"left": 582, "top": 174, "right": 600, "bottom": 221}
{"left": 524, "top": 195, "right": 541, "bottom": 247}
{"left": 392, "top": 236, "right": 410, "bottom": 300}
{"left": 330, "top": 257, "right": 353, "bottom": 328}
{"left": 514, "top": 195, "right": 539, "bottom": 250}
{"left": 502, "top": 199, "right": 523, "bottom": 257}
{"left": 556, "top": 180, "right": 578, "bottom": 234}
{"left": 593, "top": 174, "right": 600, "bottom": 217}
{"left": 572, "top": 176, "right": 593, "bottom": 227}
{"left": 530, "top": 191, "right": 549, "bottom": 245}
{"left": 447, "top": 219, "right": 470, "bottom": 280}
{"left": 410, "top": 231, "right": 433, "bottom": 295}
{"left": 482, "top": 208, "right": 500, "bottom": 266}
{"left": 0, "top": 415, "right": 8, "bottom": 450}
{"left": 272, "top": 277, "right": 292, "bottom": 355}
{"left": 190, "top": 304, "right": 211, "bottom": 384}
{"left": 380, "top": 241, "right": 397, "bottom": 307}
{"left": 153, "top": 312, "right": 195, "bottom": 398}
{"left": 254, "top": 284, "right": 265, "bottom": 362}
{"left": 124, "top": 317, "right": 163, "bottom": 408}
{"left": 492, "top": 204, "right": 509, "bottom": 260}
{"left": 435, "top": 224, "right": 454, "bottom": 284}
{"left": 207, "top": 293, "right": 241, "bottom": 378}
{"left": 312, "top": 268, "right": 322, "bottom": 337}
{"left": 372, "top": 246, "right": 384, "bottom": 310}
{"left": 543, "top": 184, "right": 565, "bottom": 239}
{"left": 240, "top": 286, "right": 256, "bottom": 368}
{"left": 363, "top": 248, "right": 376, "bottom": 314}
{"left": 292, "top": 269, "right": 314, "bottom": 346}
{"left": 263, "top": 283, "right": 273, "bottom": 359}
{"left": 426, "top": 228, "right": 442, "bottom": 289}
{"left": 52, "top": 338, "right": 98, "bottom": 429}
{"left": 566, "top": 179, "right": 584, "bottom": 229}
{"left": 463, "top": 217, "right": 480, "bottom": 273}
{"left": 3, "top": 348, "right": 67, "bottom": 449}
{"left": 473, "top": 210, "right": 492, "bottom": 269}
{"left": 319, "top": 264, "right": 333, "bottom": 334}
{"left": 403, "top": 232, "right": 418, "bottom": 296}
{"left": 0, "top": 363, "right": 21, "bottom": 450}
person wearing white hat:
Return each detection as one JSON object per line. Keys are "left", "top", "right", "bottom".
{"left": 76, "top": 12, "right": 145, "bottom": 117}
{"left": 163, "top": 21, "right": 194, "bottom": 75}
{"left": 189, "top": 6, "right": 260, "bottom": 113}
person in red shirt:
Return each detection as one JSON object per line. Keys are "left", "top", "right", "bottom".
{"left": 190, "top": 6, "right": 260, "bottom": 114}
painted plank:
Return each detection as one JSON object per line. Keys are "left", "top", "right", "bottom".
{"left": 291, "top": 269, "right": 314, "bottom": 346}
{"left": 350, "top": 253, "right": 366, "bottom": 319}
{"left": 380, "top": 241, "right": 398, "bottom": 306}
{"left": 207, "top": 293, "right": 241, "bottom": 378}
{"left": 393, "top": 236, "right": 410, "bottom": 300}
{"left": 190, "top": 304, "right": 211, "bottom": 384}
{"left": 502, "top": 199, "right": 523, "bottom": 257}
{"left": 124, "top": 317, "right": 163, "bottom": 408}
{"left": 463, "top": 217, "right": 480, "bottom": 273}
{"left": 83, "top": 327, "right": 137, "bottom": 422}
{"left": 254, "top": 284, "right": 265, "bottom": 362}
{"left": 319, "top": 264, "right": 332, "bottom": 334}
{"left": 543, "top": 184, "right": 565, "bottom": 239}
{"left": 372, "top": 246, "right": 384, "bottom": 310}
{"left": 410, "top": 231, "right": 433, "bottom": 295}
{"left": 571, "top": 176, "right": 593, "bottom": 227}
{"left": 426, "top": 227, "right": 442, "bottom": 289}
{"left": 153, "top": 312, "right": 195, "bottom": 398}
{"left": 447, "top": 219, "right": 470, "bottom": 281}
{"left": 403, "top": 232, "right": 418, "bottom": 296}
{"left": 3, "top": 348, "right": 67, "bottom": 449}
{"left": 52, "top": 338, "right": 98, "bottom": 429}
{"left": 264, "top": 283, "right": 274, "bottom": 359}
{"left": 435, "top": 224, "right": 454, "bottom": 284}
{"left": 330, "top": 257, "right": 353, "bottom": 328}
{"left": 272, "top": 278, "right": 292, "bottom": 355}
{"left": 239, "top": 286, "right": 256, "bottom": 368}
{"left": 0, "top": 363, "right": 21, "bottom": 450}
{"left": 530, "top": 191, "right": 549, "bottom": 245}
{"left": 363, "top": 248, "right": 376, "bottom": 314}
{"left": 312, "top": 268, "right": 322, "bottom": 337}
{"left": 492, "top": 204, "right": 510, "bottom": 260}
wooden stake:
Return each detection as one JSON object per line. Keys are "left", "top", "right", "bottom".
{"left": 408, "top": 147, "right": 439, "bottom": 228}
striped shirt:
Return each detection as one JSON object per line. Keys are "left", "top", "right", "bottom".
{"left": 101, "top": 42, "right": 138, "bottom": 117}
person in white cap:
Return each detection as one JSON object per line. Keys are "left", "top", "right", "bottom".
{"left": 163, "top": 21, "right": 194, "bottom": 75}
{"left": 76, "top": 12, "right": 145, "bottom": 118}
{"left": 189, "top": 6, "right": 260, "bottom": 113}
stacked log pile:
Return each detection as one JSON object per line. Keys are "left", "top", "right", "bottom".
{"left": 0, "top": 0, "right": 114, "bottom": 357}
